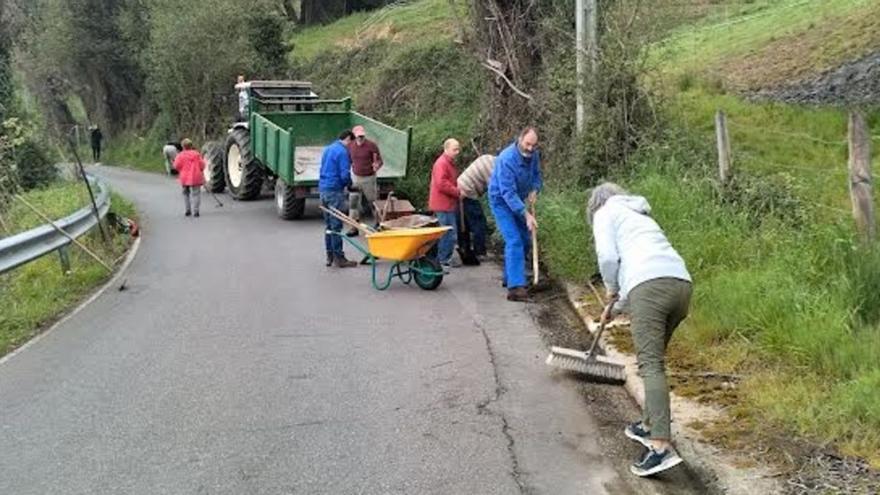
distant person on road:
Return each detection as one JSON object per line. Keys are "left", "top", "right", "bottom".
{"left": 235, "top": 74, "right": 250, "bottom": 122}
{"left": 162, "top": 139, "right": 182, "bottom": 176}
{"left": 346, "top": 125, "right": 383, "bottom": 237}
{"left": 488, "top": 127, "right": 542, "bottom": 302}
{"left": 587, "top": 182, "right": 692, "bottom": 478}
{"left": 173, "top": 138, "right": 206, "bottom": 218}
{"left": 456, "top": 154, "right": 496, "bottom": 257}
{"left": 319, "top": 130, "right": 358, "bottom": 268}
{"left": 429, "top": 138, "right": 462, "bottom": 268}
{"left": 89, "top": 125, "right": 103, "bottom": 162}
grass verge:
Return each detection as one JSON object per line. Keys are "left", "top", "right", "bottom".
{"left": 289, "top": 0, "right": 460, "bottom": 62}
{"left": 0, "top": 191, "right": 137, "bottom": 357}
{"left": 1, "top": 182, "right": 92, "bottom": 235}
{"left": 103, "top": 131, "right": 167, "bottom": 174}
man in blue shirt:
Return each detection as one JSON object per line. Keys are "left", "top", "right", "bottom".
{"left": 319, "top": 130, "right": 358, "bottom": 268}
{"left": 488, "top": 127, "right": 542, "bottom": 301}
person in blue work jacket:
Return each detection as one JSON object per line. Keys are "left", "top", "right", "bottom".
{"left": 488, "top": 127, "right": 542, "bottom": 302}
{"left": 319, "top": 130, "right": 358, "bottom": 268}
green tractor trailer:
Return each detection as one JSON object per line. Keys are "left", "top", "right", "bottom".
{"left": 203, "top": 81, "right": 412, "bottom": 219}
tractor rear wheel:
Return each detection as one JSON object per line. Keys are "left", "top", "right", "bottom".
{"left": 201, "top": 141, "right": 226, "bottom": 193}
{"left": 275, "top": 181, "right": 306, "bottom": 220}
{"left": 225, "top": 128, "right": 263, "bottom": 200}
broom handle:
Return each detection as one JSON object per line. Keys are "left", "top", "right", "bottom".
{"left": 586, "top": 300, "right": 615, "bottom": 356}
{"left": 321, "top": 206, "right": 374, "bottom": 234}
{"left": 530, "top": 204, "right": 538, "bottom": 285}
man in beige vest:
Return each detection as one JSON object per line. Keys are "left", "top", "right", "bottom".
{"left": 457, "top": 154, "right": 495, "bottom": 257}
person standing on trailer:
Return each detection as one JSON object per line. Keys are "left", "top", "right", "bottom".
{"left": 456, "top": 154, "right": 496, "bottom": 257}
{"left": 319, "top": 130, "right": 358, "bottom": 268}
{"left": 488, "top": 127, "right": 542, "bottom": 302}
{"left": 173, "top": 138, "right": 206, "bottom": 218}
{"left": 346, "top": 125, "right": 383, "bottom": 237}
{"left": 587, "top": 182, "right": 692, "bottom": 477}
{"left": 235, "top": 74, "right": 250, "bottom": 122}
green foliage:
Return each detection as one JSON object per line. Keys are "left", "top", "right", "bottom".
{"left": 144, "top": 0, "right": 292, "bottom": 138}
{"left": 0, "top": 118, "right": 57, "bottom": 200}
{"left": 248, "top": 13, "right": 290, "bottom": 77}
{"left": 531, "top": 0, "right": 663, "bottom": 189}
{"left": 14, "top": 140, "right": 55, "bottom": 190}
{"left": 0, "top": 7, "right": 12, "bottom": 123}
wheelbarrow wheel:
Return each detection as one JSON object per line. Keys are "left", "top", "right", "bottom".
{"left": 412, "top": 257, "right": 443, "bottom": 291}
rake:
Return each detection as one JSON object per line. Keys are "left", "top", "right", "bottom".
{"left": 545, "top": 300, "right": 627, "bottom": 384}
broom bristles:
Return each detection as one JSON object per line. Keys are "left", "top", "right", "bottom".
{"left": 546, "top": 348, "right": 627, "bottom": 384}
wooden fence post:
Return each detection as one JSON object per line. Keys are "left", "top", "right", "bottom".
{"left": 848, "top": 111, "right": 875, "bottom": 242}
{"left": 715, "top": 110, "right": 732, "bottom": 184}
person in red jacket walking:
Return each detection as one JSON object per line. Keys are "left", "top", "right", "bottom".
{"left": 429, "top": 138, "right": 462, "bottom": 267}
{"left": 173, "top": 138, "right": 206, "bottom": 217}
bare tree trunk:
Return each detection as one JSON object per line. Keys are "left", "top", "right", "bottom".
{"left": 470, "top": 0, "right": 542, "bottom": 141}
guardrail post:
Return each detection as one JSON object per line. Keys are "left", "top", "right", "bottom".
{"left": 57, "top": 246, "right": 71, "bottom": 275}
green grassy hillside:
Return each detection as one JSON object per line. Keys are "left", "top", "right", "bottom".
{"left": 289, "top": 0, "right": 478, "bottom": 204}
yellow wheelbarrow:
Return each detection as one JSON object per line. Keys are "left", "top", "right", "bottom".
{"left": 321, "top": 206, "right": 451, "bottom": 290}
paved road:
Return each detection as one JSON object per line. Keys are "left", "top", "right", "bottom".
{"left": 0, "top": 167, "right": 706, "bottom": 494}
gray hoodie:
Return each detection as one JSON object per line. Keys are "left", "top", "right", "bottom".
{"left": 592, "top": 195, "right": 691, "bottom": 309}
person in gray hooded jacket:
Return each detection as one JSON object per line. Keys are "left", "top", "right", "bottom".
{"left": 587, "top": 182, "right": 692, "bottom": 478}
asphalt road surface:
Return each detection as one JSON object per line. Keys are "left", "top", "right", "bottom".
{"left": 0, "top": 166, "right": 707, "bottom": 494}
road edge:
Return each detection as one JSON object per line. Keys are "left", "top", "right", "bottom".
{"left": 562, "top": 282, "right": 784, "bottom": 495}
{"left": 0, "top": 236, "right": 142, "bottom": 367}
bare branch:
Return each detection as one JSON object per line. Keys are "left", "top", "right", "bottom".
{"left": 481, "top": 62, "right": 532, "bottom": 100}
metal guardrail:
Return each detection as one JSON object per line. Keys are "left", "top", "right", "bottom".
{"left": 0, "top": 175, "right": 110, "bottom": 275}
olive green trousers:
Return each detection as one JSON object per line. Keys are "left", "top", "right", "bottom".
{"left": 628, "top": 277, "right": 692, "bottom": 440}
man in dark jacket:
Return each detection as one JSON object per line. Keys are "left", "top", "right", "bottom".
{"left": 90, "top": 125, "right": 103, "bottom": 162}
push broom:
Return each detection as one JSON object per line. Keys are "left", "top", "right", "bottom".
{"left": 545, "top": 299, "right": 627, "bottom": 384}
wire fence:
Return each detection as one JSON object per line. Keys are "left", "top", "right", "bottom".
{"left": 715, "top": 110, "right": 877, "bottom": 230}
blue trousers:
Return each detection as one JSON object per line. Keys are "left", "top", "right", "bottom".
{"left": 462, "top": 198, "right": 488, "bottom": 256}
{"left": 321, "top": 190, "right": 347, "bottom": 258}
{"left": 435, "top": 210, "right": 458, "bottom": 264}
{"left": 489, "top": 196, "right": 530, "bottom": 289}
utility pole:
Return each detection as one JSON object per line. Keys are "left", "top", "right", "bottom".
{"left": 576, "top": 0, "right": 598, "bottom": 134}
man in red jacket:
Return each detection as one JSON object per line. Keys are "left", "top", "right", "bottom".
{"left": 173, "top": 138, "right": 206, "bottom": 217}
{"left": 429, "top": 138, "right": 462, "bottom": 267}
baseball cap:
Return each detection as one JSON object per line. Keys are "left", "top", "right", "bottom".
{"left": 352, "top": 125, "right": 366, "bottom": 137}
